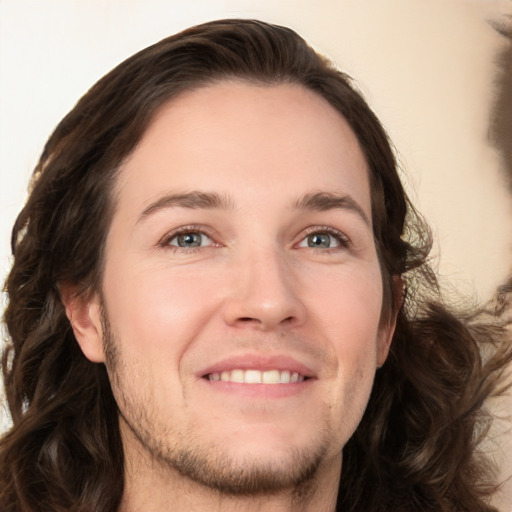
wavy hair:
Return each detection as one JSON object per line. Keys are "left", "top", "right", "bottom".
{"left": 2, "top": 19, "right": 511, "bottom": 512}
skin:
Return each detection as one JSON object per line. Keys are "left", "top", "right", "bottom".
{"left": 66, "top": 81, "right": 398, "bottom": 512}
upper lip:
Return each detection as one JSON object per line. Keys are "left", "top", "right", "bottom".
{"left": 198, "top": 353, "right": 316, "bottom": 379}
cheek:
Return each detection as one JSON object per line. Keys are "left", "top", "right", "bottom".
{"left": 101, "top": 261, "right": 222, "bottom": 363}
{"left": 308, "top": 263, "right": 383, "bottom": 402}
{"left": 307, "top": 262, "right": 384, "bottom": 341}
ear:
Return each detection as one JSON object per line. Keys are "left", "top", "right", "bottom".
{"left": 60, "top": 285, "right": 106, "bottom": 363}
{"left": 377, "top": 275, "right": 403, "bottom": 367}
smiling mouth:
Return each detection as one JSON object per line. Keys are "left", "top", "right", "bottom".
{"left": 205, "top": 369, "right": 307, "bottom": 384}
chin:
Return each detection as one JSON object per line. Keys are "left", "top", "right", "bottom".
{"left": 124, "top": 411, "right": 336, "bottom": 496}
{"left": 169, "top": 441, "right": 329, "bottom": 496}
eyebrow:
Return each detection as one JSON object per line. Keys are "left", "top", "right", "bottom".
{"left": 138, "top": 191, "right": 235, "bottom": 222}
{"left": 292, "top": 192, "right": 371, "bottom": 227}
{"left": 137, "top": 190, "right": 370, "bottom": 227}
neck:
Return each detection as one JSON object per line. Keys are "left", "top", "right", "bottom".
{"left": 118, "top": 427, "right": 341, "bottom": 512}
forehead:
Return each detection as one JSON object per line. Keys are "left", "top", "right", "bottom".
{"left": 115, "top": 81, "right": 371, "bottom": 215}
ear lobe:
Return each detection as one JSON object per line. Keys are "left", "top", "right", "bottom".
{"left": 377, "top": 275, "right": 403, "bottom": 367}
{"left": 60, "top": 285, "right": 105, "bottom": 363}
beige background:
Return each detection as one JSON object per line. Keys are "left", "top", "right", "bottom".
{"left": 1, "top": 0, "right": 511, "bottom": 508}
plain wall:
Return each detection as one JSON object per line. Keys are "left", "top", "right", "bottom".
{"left": 1, "top": 0, "right": 511, "bottom": 508}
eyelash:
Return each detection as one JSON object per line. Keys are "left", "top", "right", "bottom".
{"left": 158, "top": 225, "right": 351, "bottom": 252}
{"left": 298, "top": 226, "right": 351, "bottom": 251}
{"left": 159, "top": 225, "right": 216, "bottom": 252}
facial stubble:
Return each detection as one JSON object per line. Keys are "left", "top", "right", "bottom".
{"left": 99, "top": 305, "right": 336, "bottom": 498}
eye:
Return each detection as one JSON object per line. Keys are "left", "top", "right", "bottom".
{"left": 166, "top": 230, "right": 214, "bottom": 249}
{"left": 304, "top": 233, "right": 339, "bottom": 249}
{"left": 297, "top": 229, "right": 349, "bottom": 250}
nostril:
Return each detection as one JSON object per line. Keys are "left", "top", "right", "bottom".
{"left": 236, "top": 315, "right": 296, "bottom": 326}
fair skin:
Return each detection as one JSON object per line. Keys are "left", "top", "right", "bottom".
{"left": 66, "top": 81, "right": 398, "bottom": 512}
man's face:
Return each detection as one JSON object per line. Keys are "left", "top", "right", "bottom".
{"left": 76, "top": 81, "right": 395, "bottom": 493}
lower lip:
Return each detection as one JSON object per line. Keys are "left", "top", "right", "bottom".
{"left": 201, "top": 378, "right": 313, "bottom": 399}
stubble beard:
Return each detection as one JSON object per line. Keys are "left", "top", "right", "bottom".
{"left": 100, "top": 307, "right": 335, "bottom": 498}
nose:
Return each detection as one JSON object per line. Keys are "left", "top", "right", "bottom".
{"left": 222, "top": 248, "right": 307, "bottom": 331}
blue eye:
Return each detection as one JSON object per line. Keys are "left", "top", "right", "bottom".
{"left": 168, "top": 232, "right": 212, "bottom": 248}
{"left": 298, "top": 230, "right": 347, "bottom": 249}
{"left": 306, "top": 233, "right": 338, "bottom": 248}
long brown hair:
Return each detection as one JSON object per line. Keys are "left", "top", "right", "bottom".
{"left": 2, "top": 19, "right": 511, "bottom": 512}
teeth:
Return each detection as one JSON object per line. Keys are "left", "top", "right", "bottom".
{"left": 208, "top": 369, "right": 305, "bottom": 384}
{"left": 245, "top": 369, "right": 261, "bottom": 383}
{"left": 262, "top": 369, "right": 280, "bottom": 384}
{"left": 231, "top": 369, "right": 245, "bottom": 383}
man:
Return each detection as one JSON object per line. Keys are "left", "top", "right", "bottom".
{"left": 1, "top": 19, "right": 510, "bottom": 512}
